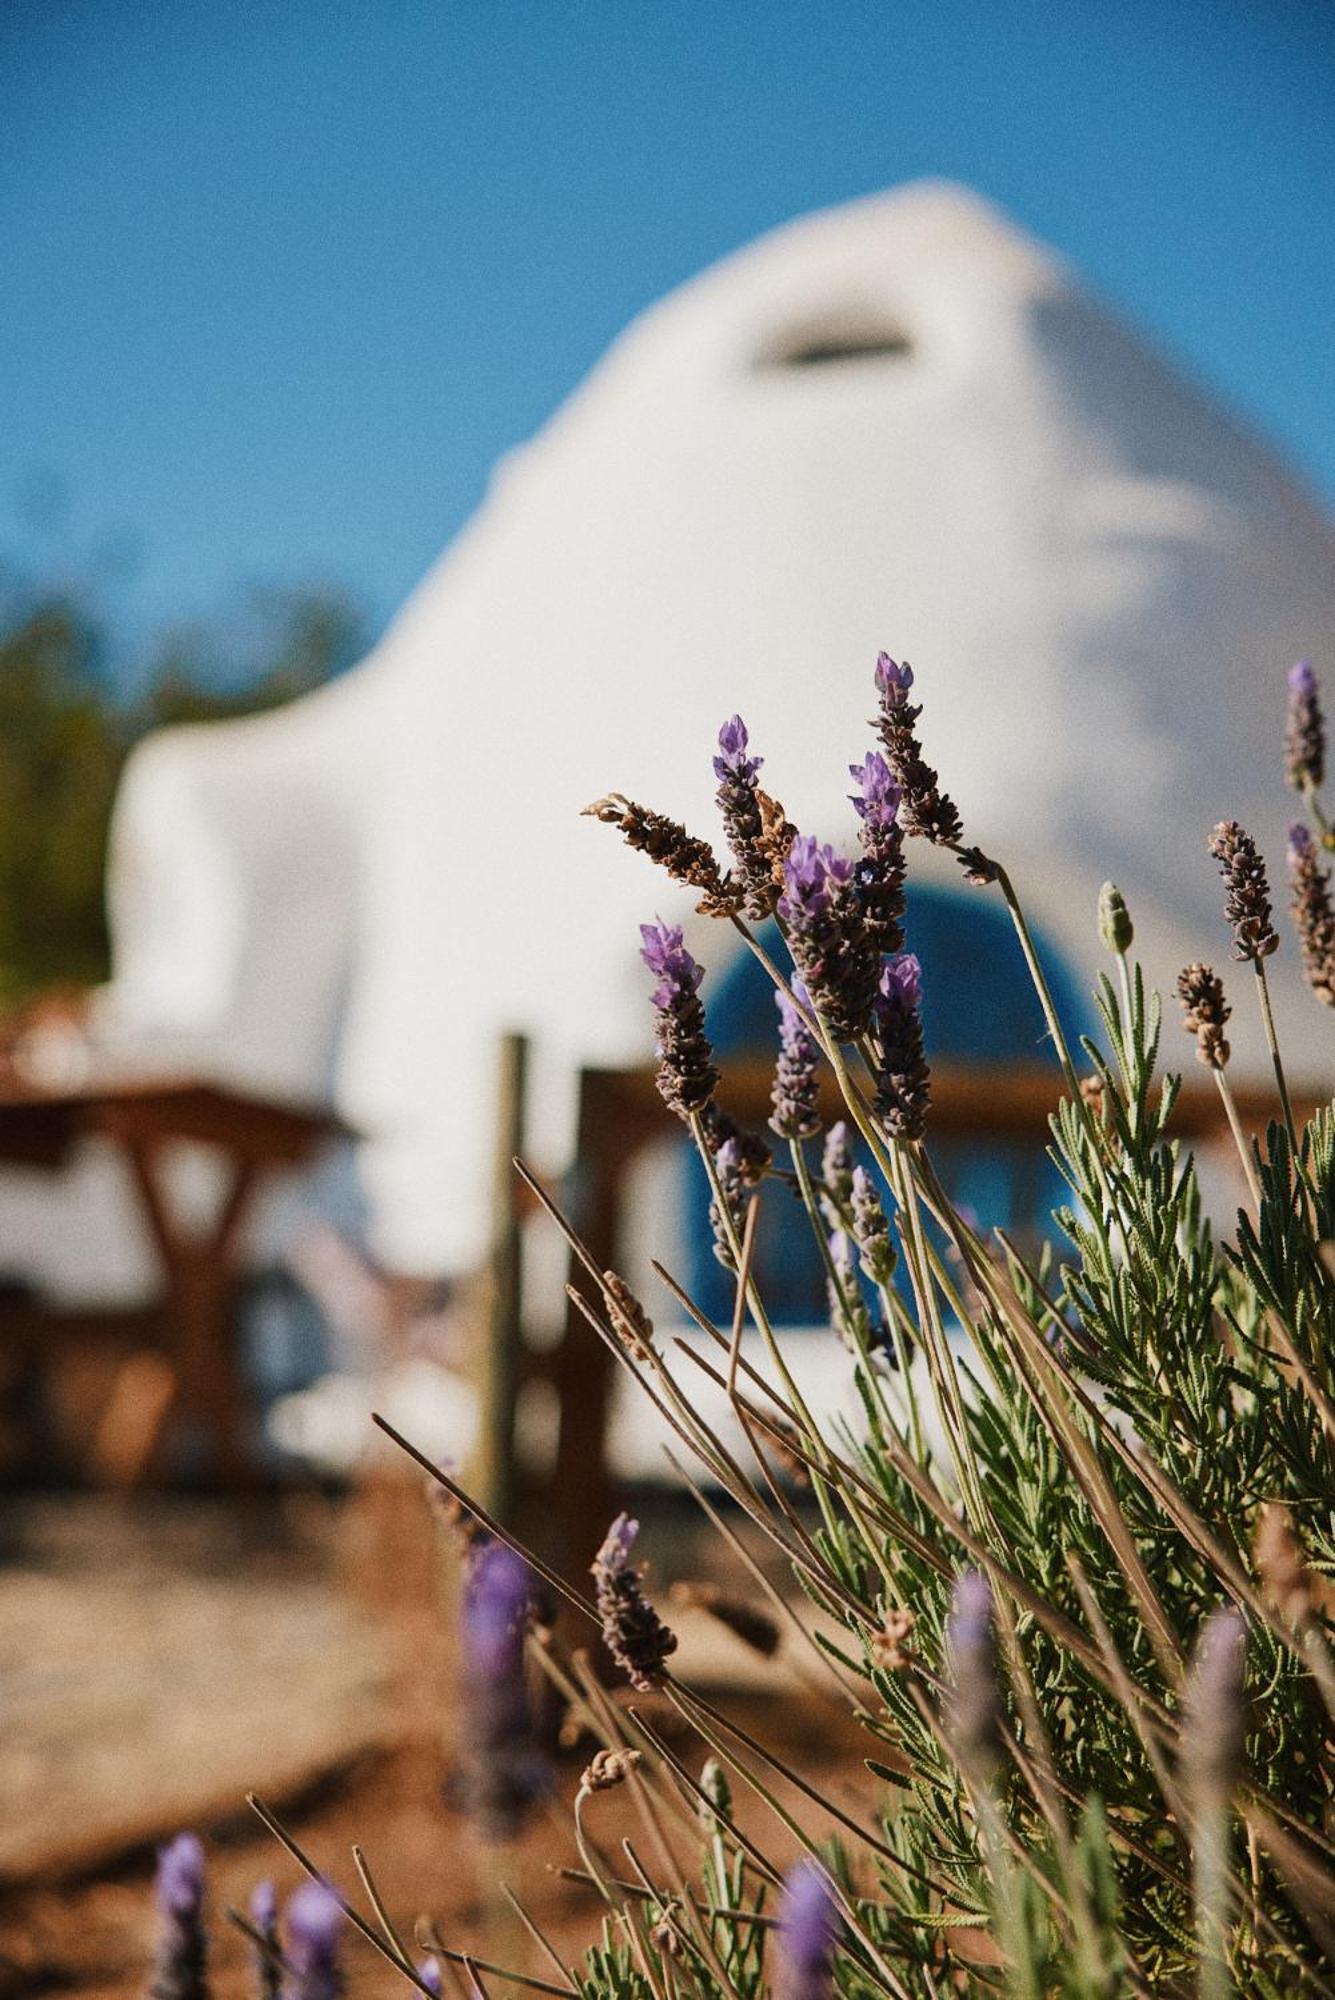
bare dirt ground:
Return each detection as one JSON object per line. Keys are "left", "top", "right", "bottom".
{"left": 0, "top": 1489, "right": 868, "bottom": 1998}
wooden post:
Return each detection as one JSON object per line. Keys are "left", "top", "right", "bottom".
{"left": 471, "top": 1032, "right": 528, "bottom": 1526}
{"left": 547, "top": 1068, "right": 624, "bottom": 1572}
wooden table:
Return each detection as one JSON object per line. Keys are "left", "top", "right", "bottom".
{"left": 0, "top": 1076, "right": 344, "bottom": 1482}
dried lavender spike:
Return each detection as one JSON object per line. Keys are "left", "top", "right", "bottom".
{"left": 774, "top": 1858, "right": 837, "bottom": 2000}
{"left": 708, "top": 1137, "right": 748, "bottom": 1271}
{"left": 148, "top": 1832, "right": 208, "bottom": 2000}
{"left": 770, "top": 985, "right": 822, "bottom": 1141}
{"left": 945, "top": 1570, "right": 1002, "bottom": 1780}
{"left": 778, "top": 834, "right": 880, "bottom": 1043}
{"left": 1208, "top": 819, "right": 1278, "bottom": 962}
{"left": 639, "top": 921, "right": 719, "bottom": 1119}
{"left": 1176, "top": 963, "right": 1232, "bottom": 1070}
{"left": 284, "top": 1881, "right": 344, "bottom": 2000}
{"left": 1286, "top": 659, "right": 1325, "bottom": 794}
{"left": 850, "top": 1164, "right": 896, "bottom": 1287}
{"left": 249, "top": 1880, "right": 280, "bottom": 2000}
{"left": 871, "top": 952, "right": 930, "bottom": 1141}
{"left": 416, "top": 1960, "right": 444, "bottom": 1998}
{"left": 461, "top": 1541, "right": 549, "bottom": 1843}
{"left": 584, "top": 794, "right": 738, "bottom": 916}
{"left": 1098, "top": 881, "right": 1134, "bottom": 955}
{"left": 872, "top": 652, "right": 963, "bottom": 846}
{"left": 714, "top": 715, "right": 779, "bottom": 918}
{"left": 591, "top": 1514, "right": 678, "bottom": 1690}
{"left": 582, "top": 1746, "right": 643, "bottom": 1791}
{"left": 849, "top": 748, "right": 906, "bottom": 954}
{"left": 1287, "top": 823, "right": 1335, "bottom": 1006}
{"left": 1180, "top": 1606, "right": 1248, "bottom": 1803}
{"left": 601, "top": 1270, "right": 656, "bottom": 1359}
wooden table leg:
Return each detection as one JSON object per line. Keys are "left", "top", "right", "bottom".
{"left": 121, "top": 1137, "right": 258, "bottom": 1483}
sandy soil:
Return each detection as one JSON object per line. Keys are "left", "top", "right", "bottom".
{"left": 0, "top": 1490, "right": 870, "bottom": 1999}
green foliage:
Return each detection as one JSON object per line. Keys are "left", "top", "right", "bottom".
{"left": 0, "top": 580, "right": 362, "bottom": 1004}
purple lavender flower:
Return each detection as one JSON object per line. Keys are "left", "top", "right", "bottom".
{"left": 592, "top": 1513, "right": 678, "bottom": 1690}
{"left": 1286, "top": 659, "right": 1325, "bottom": 794}
{"left": 778, "top": 836, "right": 879, "bottom": 1043}
{"left": 148, "top": 1832, "right": 208, "bottom": 2000}
{"left": 713, "top": 715, "right": 779, "bottom": 918}
{"left": 640, "top": 920, "right": 718, "bottom": 1120}
{"left": 849, "top": 750, "right": 906, "bottom": 954}
{"left": 774, "top": 1858, "right": 837, "bottom": 2000}
{"left": 462, "top": 1541, "right": 549, "bottom": 1842}
{"left": 1287, "top": 822, "right": 1335, "bottom": 1006}
{"left": 417, "top": 1960, "right": 444, "bottom": 1997}
{"left": 872, "top": 652, "right": 963, "bottom": 846}
{"left": 284, "top": 1882, "right": 343, "bottom": 2000}
{"left": 871, "top": 953, "right": 930, "bottom": 1140}
{"left": 945, "top": 1570, "right": 1001, "bottom": 1779}
{"left": 249, "top": 1879, "right": 281, "bottom": 2000}
{"left": 769, "top": 985, "right": 822, "bottom": 1141}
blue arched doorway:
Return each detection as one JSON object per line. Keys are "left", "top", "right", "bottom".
{"left": 683, "top": 883, "right": 1090, "bottom": 1325}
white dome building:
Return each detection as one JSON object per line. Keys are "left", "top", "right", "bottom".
{"left": 65, "top": 182, "right": 1335, "bottom": 1286}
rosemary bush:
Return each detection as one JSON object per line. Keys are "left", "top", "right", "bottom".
{"left": 158, "top": 654, "right": 1335, "bottom": 1998}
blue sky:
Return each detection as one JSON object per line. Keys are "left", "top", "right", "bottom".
{"left": 3, "top": 0, "right": 1334, "bottom": 671}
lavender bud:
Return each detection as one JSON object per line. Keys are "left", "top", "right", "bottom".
{"left": 714, "top": 715, "right": 778, "bottom": 919}
{"left": 592, "top": 1514, "right": 678, "bottom": 1691}
{"left": 1286, "top": 659, "right": 1325, "bottom": 794}
{"left": 774, "top": 1858, "right": 837, "bottom": 2000}
{"left": 148, "top": 1833, "right": 208, "bottom": 2000}
{"left": 416, "top": 1961, "right": 444, "bottom": 1998}
{"left": 872, "top": 652, "right": 963, "bottom": 846}
{"left": 770, "top": 986, "right": 822, "bottom": 1140}
{"left": 461, "top": 1541, "right": 549, "bottom": 1842}
{"left": 819, "top": 1121, "right": 854, "bottom": 1228}
{"left": 827, "top": 1229, "right": 872, "bottom": 1353}
{"left": 640, "top": 921, "right": 719, "bottom": 1119}
{"left": 779, "top": 835, "right": 879, "bottom": 1043}
{"left": 708, "top": 1136, "right": 749, "bottom": 1271}
{"left": 945, "top": 1571, "right": 1002, "bottom": 1780}
{"left": 1287, "top": 823, "right": 1335, "bottom": 1006}
{"left": 700, "top": 1099, "right": 772, "bottom": 1182}
{"left": 698, "top": 1754, "right": 732, "bottom": 1836}
{"left": 871, "top": 953, "right": 930, "bottom": 1140}
{"left": 849, "top": 749, "right": 906, "bottom": 953}
{"left": 1097, "top": 881, "right": 1134, "bottom": 955}
{"left": 1181, "top": 1606, "right": 1248, "bottom": 1803}
{"left": 284, "top": 1882, "right": 344, "bottom": 2000}
{"left": 850, "top": 1165, "right": 896, "bottom": 1287}
{"left": 1176, "top": 963, "right": 1231, "bottom": 1069}
{"left": 1209, "top": 820, "right": 1278, "bottom": 962}
{"left": 249, "top": 1880, "right": 280, "bottom": 2000}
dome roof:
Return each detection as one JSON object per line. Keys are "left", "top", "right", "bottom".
{"left": 103, "top": 181, "right": 1335, "bottom": 1271}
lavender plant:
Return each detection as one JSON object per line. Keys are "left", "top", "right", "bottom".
{"left": 207, "top": 652, "right": 1333, "bottom": 1996}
